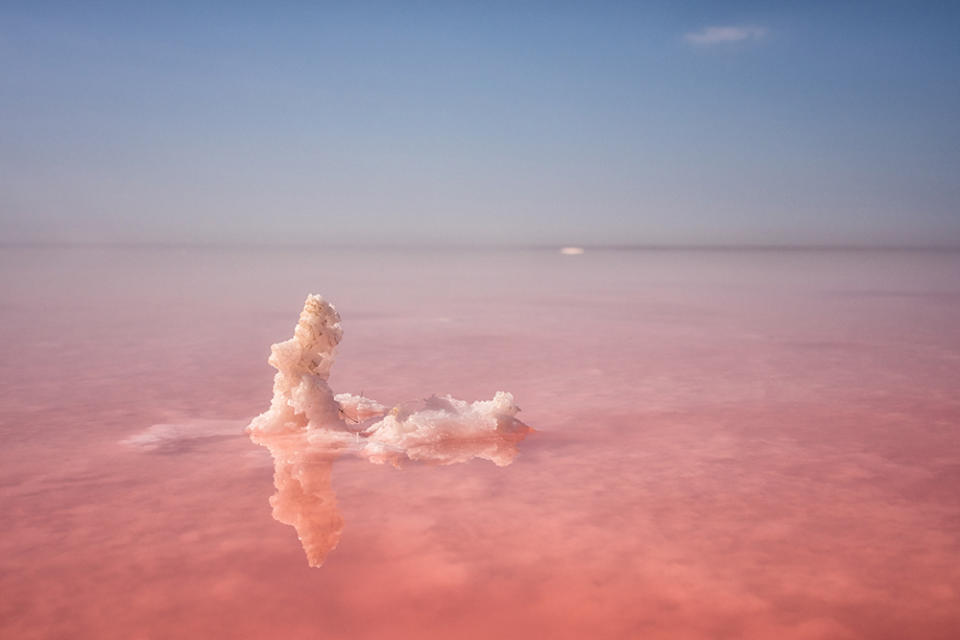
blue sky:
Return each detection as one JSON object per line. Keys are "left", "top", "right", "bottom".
{"left": 1, "top": 1, "right": 958, "bottom": 246}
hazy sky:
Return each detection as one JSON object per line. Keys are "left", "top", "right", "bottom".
{"left": 1, "top": 1, "right": 958, "bottom": 246}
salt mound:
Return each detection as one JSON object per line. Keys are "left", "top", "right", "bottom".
{"left": 247, "top": 294, "right": 531, "bottom": 566}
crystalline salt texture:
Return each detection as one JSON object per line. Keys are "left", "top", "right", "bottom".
{"left": 360, "top": 392, "right": 529, "bottom": 467}
{"left": 247, "top": 295, "right": 345, "bottom": 435}
{"left": 247, "top": 294, "right": 531, "bottom": 567}
{"left": 333, "top": 393, "right": 388, "bottom": 423}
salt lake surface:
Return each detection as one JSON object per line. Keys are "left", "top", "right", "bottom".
{"left": 1, "top": 246, "right": 959, "bottom": 639}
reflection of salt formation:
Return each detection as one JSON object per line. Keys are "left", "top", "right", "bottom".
{"left": 258, "top": 434, "right": 344, "bottom": 567}
{"left": 247, "top": 295, "right": 531, "bottom": 567}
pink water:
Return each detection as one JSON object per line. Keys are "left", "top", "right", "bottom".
{"left": 2, "top": 246, "right": 959, "bottom": 639}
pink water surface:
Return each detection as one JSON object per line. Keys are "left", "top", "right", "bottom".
{"left": 2, "top": 246, "right": 959, "bottom": 639}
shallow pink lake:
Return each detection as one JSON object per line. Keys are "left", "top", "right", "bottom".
{"left": 2, "top": 246, "right": 959, "bottom": 639}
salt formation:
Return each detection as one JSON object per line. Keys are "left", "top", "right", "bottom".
{"left": 247, "top": 294, "right": 531, "bottom": 567}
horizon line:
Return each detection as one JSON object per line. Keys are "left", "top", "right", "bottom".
{"left": 2, "top": 241, "right": 960, "bottom": 252}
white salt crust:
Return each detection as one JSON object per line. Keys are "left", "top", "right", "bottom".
{"left": 247, "top": 295, "right": 530, "bottom": 566}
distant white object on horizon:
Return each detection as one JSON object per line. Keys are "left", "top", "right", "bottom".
{"left": 560, "top": 247, "right": 585, "bottom": 255}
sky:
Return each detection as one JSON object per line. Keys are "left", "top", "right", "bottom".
{"left": 1, "top": 1, "right": 958, "bottom": 247}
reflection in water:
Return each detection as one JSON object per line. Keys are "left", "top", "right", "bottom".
{"left": 247, "top": 295, "right": 531, "bottom": 566}
{"left": 251, "top": 433, "right": 345, "bottom": 567}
